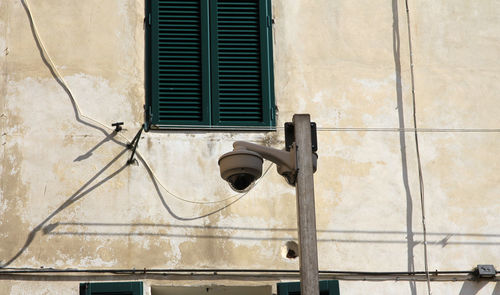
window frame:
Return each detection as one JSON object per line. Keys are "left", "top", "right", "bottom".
{"left": 79, "top": 281, "right": 143, "bottom": 295}
{"left": 277, "top": 280, "right": 340, "bottom": 295}
{"left": 144, "top": 0, "right": 276, "bottom": 131}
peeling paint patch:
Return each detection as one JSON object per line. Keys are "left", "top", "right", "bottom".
{"left": 0, "top": 16, "right": 6, "bottom": 58}
{"left": 312, "top": 91, "right": 324, "bottom": 103}
{"left": 353, "top": 75, "right": 395, "bottom": 91}
{"left": 80, "top": 255, "right": 117, "bottom": 268}
{"left": 0, "top": 141, "right": 31, "bottom": 265}
{"left": 0, "top": 38, "right": 6, "bottom": 57}
{"left": 64, "top": 73, "right": 133, "bottom": 126}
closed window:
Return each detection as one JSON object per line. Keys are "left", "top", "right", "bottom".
{"left": 79, "top": 282, "right": 143, "bottom": 295}
{"left": 277, "top": 280, "right": 340, "bottom": 295}
{"left": 151, "top": 285, "right": 271, "bottom": 295}
{"left": 145, "top": 0, "right": 275, "bottom": 130}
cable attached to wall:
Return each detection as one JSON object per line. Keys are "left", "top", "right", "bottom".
{"left": 21, "top": 0, "right": 113, "bottom": 134}
{"left": 0, "top": 267, "right": 488, "bottom": 282}
{"left": 21, "top": 0, "right": 264, "bottom": 209}
{"left": 404, "top": 1, "right": 432, "bottom": 294}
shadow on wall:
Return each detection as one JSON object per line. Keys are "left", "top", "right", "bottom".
{"left": 137, "top": 153, "right": 251, "bottom": 222}
{"left": 459, "top": 281, "right": 500, "bottom": 295}
{"left": 494, "top": 282, "right": 500, "bottom": 295}
{"left": 3, "top": 0, "right": 245, "bottom": 266}
{"left": 41, "top": 222, "right": 500, "bottom": 246}
{"left": 20, "top": 0, "right": 128, "bottom": 150}
{"left": 0, "top": 0, "right": 134, "bottom": 268}
{"left": 0, "top": 149, "right": 129, "bottom": 267}
{"left": 392, "top": 0, "right": 416, "bottom": 294}
{"left": 73, "top": 132, "right": 120, "bottom": 162}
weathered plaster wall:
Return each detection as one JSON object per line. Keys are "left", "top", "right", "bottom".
{"left": 0, "top": 0, "right": 499, "bottom": 294}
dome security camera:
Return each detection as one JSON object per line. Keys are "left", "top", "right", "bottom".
{"left": 218, "top": 141, "right": 302, "bottom": 192}
{"left": 218, "top": 141, "right": 316, "bottom": 191}
{"left": 218, "top": 148, "right": 263, "bottom": 192}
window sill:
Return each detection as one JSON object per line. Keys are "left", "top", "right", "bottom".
{"left": 147, "top": 124, "right": 277, "bottom": 132}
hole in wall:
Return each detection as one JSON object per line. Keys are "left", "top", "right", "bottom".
{"left": 281, "top": 241, "right": 299, "bottom": 259}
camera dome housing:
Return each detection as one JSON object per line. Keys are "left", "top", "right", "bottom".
{"left": 218, "top": 149, "right": 263, "bottom": 192}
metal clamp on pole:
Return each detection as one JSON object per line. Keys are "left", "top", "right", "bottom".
{"left": 284, "top": 121, "right": 317, "bottom": 152}
{"left": 127, "top": 125, "right": 144, "bottom": 165}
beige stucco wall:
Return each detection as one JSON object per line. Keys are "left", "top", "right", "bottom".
{"left": 1, "top": 0, "right": 499, "bottom": 294}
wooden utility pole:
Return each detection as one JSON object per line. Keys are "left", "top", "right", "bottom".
{"left": 293, "top": 114, "right": 320, "bottom": 295}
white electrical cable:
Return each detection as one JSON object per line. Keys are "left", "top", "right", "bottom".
{"left": 141, "top": 154, "right": 273, "bottom": 205}
{"left": 21, "top": 0, "right": 257, "bottom": 206}
{"left": 158, "top": 162, "right": 274, "bottom": 220}
{"left": 22, "top": 0, "right": 113, "bottom": 134}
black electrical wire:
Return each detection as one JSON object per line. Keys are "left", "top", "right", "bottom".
{"left": 0, "top": 268, "right": 477, "bottom": 276}
{"left": 403, "top": 0, "right": 431, "bottom": 294}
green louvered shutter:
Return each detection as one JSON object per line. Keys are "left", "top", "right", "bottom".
{"left": 80, "top": 282, "right": 143, "bottom": 295}
{"left": 210, "top": 0, "right": 274, "bottom": 128}
{"left": 277, "top": 280, "right": 340, "bottom": 295}
{"left": 151, "top": 0, "right": 210, "bottom": 126}
{"left": 147, "top": 0, "right": 274, "bottom": 129}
